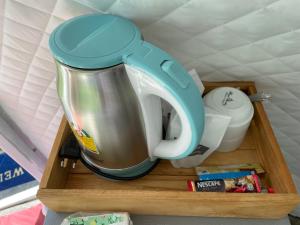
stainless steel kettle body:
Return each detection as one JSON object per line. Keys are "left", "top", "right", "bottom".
{"left": 56, "top": 62, "right": 154, "bottom": 175}
{"left": 50, "top": 14, "right": 205, "bottom": 179}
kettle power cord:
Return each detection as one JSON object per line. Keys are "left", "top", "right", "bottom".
{"left": 58, "top": 134, "right": 159, "bottom": 180}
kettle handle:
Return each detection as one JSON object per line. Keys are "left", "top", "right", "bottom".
{"left": 123, "top": 41, "right": 205, "bottom": 159}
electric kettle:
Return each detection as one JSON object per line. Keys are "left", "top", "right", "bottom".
{"left": 49, "top": 14, "right": 205, "bottom": 180}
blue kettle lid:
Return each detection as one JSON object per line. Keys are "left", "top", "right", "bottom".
{"left": 49, "top": 14, "right": 142, "bottom": 69}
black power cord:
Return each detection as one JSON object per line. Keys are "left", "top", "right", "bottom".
{"left": 59, "top": 133, "right": 159, "bottom": 180}
{"left": 59, "top": 134, "right": 81, "bottom": 160}
{"left": 80, "top": 155, "right": 159, "bottom": 181}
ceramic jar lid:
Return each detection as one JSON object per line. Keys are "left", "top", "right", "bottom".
{"left": 204, "top": 87, "right": 253, "bottom": 126}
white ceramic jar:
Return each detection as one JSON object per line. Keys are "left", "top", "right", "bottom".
{"left": 203, "top": 87, "right": 254, "bottom": 152}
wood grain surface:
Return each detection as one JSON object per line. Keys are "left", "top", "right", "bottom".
{"left": 39, "top": 189, "right": 300, "bottom": 218}
{"left": 37, "top": 81, "right": 300, "bottom": 218}
{"left": 39, "top": 117, "right": 71, "bottom": 189}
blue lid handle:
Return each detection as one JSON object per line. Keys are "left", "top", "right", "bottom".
{"left": 123, "top": 41, "right": 205, "bottom": 159}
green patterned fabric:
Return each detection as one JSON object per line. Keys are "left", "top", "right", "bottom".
{"left": 67, "top": 214, "right": 125, "bottom": 225}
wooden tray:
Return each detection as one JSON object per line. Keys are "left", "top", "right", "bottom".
{"left": 37, "top": 81, "right": 300, "bottom": 218}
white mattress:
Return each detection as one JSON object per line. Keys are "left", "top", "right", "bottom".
{"left": 0, "top": 0, "right": 299, "bottom": 215}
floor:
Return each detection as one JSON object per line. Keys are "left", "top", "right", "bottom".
{"left": 289, "top": 215, "right": 300, "bottom": 225}
{"left": 44, "top": 211, "right": 292, "bottom": 225}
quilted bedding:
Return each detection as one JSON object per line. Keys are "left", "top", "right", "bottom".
{"left": 0, "top": 0, "right": 299, "bottom": 215}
